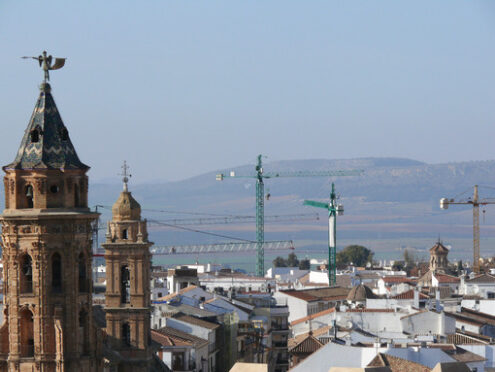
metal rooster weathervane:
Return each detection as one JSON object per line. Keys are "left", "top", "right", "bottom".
{"left": 22, "top": 51, "right": 66, "bottom": 82}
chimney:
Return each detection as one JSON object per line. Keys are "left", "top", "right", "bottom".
{"left": 413, "top": 287, "right": 419, "bottom": 309}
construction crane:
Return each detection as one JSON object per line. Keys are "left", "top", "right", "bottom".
{"left": 303, "top": 183, "right": 343, "bottom": 285}
{"left": 216, "top": 154, "right": 362, "bottom": 276}
{"left": 93, "top": 240, "right": 294, "bottom": 257}
{"left": 440, "top": 185, "right": 495, "bottom": 273}
{"left": 148, "top": 213, "right": 319, "bottom": 226}
{"left": 150, "top": 240, "right": 294, "bottom": 255}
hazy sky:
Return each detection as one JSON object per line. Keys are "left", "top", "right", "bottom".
{"left": 1, "top": 1, "right": 495, "bottom": 182}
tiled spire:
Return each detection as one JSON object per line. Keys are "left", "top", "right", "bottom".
{"left": 4, "top": 82, "right": 88, "bottom": 170}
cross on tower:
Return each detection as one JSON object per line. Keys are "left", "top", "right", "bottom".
{"left": 120, "top": 161, "right": 131, "bottom": 192}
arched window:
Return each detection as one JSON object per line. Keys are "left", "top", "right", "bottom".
{"left": 20, "top": 254, "right": 33, "bottom": 294}
{"left": 20, "top": 308, "right": 34, "bottom": 357}
{"left": 122, "top": 322, "right": 131, "bottom": 347}
{"left": 78, "top": 253, "right": 87, "bottom": 293}
{"left": 79, "top": 309, "right": 89, "bottom": 355}
{"left": 120, "top": 265, "right": 130, "bottom": 304}
{"left": 74, "top": 184, "right": 80, "bottom": 207}
{"left": 52, "top": 253, "right": 62, "bottom": 293}
{"left": 30, "top": 129, "right": 39, "bottom": 143}
{"left": 25, "top": 185, "right": 34, "bottom": 209}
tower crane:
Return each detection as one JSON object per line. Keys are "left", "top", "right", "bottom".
{"left": 303, "top": 183, "right": 343, "bottom": 285}
{"left": 216, "top": 154, "right": 362, "bottom": 276}
{"left": 440, "top": 185, "right": 495, "bottom": 273}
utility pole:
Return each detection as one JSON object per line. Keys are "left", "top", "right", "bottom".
{"left": 440, "top": 185, "right": 495, "bottom": 273}
{"left": 303, "top": 183, "right": 344, "bottom": 285}
{"left": 217, "top": 155, "right": 362, "bottom": 276}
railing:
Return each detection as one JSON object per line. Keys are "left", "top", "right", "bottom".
{"left": 272, "top": 342, "right": 287, "bottom": 348}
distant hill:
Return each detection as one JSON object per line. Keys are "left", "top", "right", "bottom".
{"left": 3, "top": 157, "right": 495, "bottom": 260}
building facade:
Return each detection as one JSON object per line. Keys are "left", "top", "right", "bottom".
{"left": 0, "top": 82, "right": 101, "bottom": 371}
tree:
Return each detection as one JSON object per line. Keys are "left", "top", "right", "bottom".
{"left": 287, "top": 253, "right": 299, "bottom": 267}
{"left": 298, "top": 259, "right": 310, "bottom": 270}
{"left": 336, "top": 245, "right": 374, "bottom": 267}
{"left": 403, "top": 248, "right": 415, "bottom": 267}
{"left": 273, "top": 256, "right": 287, "bottom": 267}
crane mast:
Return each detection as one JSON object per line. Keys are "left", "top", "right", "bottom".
{"left": 303, "top": 183, "right": 343, "bottom": 285}
{"left": 217, "top": 154, "right": 362, "bottom": 276}
{"left": 440, "top": 185, "right": 495, "bottom": 274}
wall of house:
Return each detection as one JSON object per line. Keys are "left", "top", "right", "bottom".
{"left": 274, "top": 292, "right": 308, "bottom": 323}
{"left": 401, "top": 311, "right": 455, "bottom": 336}
{"left": 336, "top": 312, "right": 403, "bottom": 333}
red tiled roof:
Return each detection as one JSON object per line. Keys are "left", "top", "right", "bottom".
{"left": 466, "top": 274, "right": 495, "bottom": 283}
{"left": 290, "top": 307, "right": 335, "bottom": 326}
{"left": 347, "top": 308, "right": 395, "bottom": 313}
{"left": 434, "top": 273, "right": 460, "bottom": 283}
{"left": 382, "top": 276, "right": 415, "bottom": 284}
{"left": 392, "top": 289, "right": 429, "bottom": 300}
{"left": 280, "top": 287, "right": 350, "bottom": 302}
{"left": 368, "top": 353, "right": 431, "bottom": 372}
{"left": 289, "top": 334, "right": 323, "bottom": 354}
{"left": 151, "top": 327, "right": 208, "bottom": 348}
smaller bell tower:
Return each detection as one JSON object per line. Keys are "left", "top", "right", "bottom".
{"left": 103, "top": 162, "right": 152, "bottom": 371}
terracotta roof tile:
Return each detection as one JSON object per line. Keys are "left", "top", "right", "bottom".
{"left": 368, "top": 353, "right": 431, "bottom": 372}
{"left": 151, "top": 327, "right": 208, "bottom": 348}
{"left": 434, "top": 273, "right": 460, "bottom": 284}
{"left": 289, "top": 334, "right": 323, "bottom": 354}
{"left": 290, "top": 307, "right": 335, "bottom": 326}
{"left": 392, "top": 289, "right": 429, "bottom": 300}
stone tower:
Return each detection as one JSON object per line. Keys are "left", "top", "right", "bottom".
{"left": 0, "top": 82, "right": 100, "bottom": 371}
{"left": 102, "top": 168, "right": 153, "bottom": 371}
{"left": 429, "top": 241, "right": 449, "bottom": 272}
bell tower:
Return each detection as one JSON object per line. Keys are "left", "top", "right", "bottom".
{"left": 102, "top": 163, "right": 153, "bottom": 372}
{"left": 0, "top": 78, "right": 100, "bottom": 371}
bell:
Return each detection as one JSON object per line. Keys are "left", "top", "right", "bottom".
{"left": 26, "top": 186, "right": 33, "bottom": 198}
{"left": 23, "top": 265, "right": 32, "bottom": 276}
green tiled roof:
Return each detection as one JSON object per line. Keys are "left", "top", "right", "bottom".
{"left": 4, "top": 83, "right": 88, "bottom": 170}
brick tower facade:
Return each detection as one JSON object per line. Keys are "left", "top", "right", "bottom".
{"left": 0, "top": 82, "right": 100, "bottom": 371}
{"left": 102, "top": 170, "right": 153, "bottom": 371}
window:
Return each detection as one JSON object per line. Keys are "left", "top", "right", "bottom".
{"left": 52, "top": 253, "right": 62, "bottom": 293}
{"left": 78, "top": 253, "right": 87, "bottom": 293}
{"left": 74, "top": 184, "right": 80, "bottom": 207}
{"left": 122, "top": 323, "right": 131, "bottom": 347}
{"left": 50, "top": 185, "right": 59, "bottom": 193}
{"left": 20, "top": 308, "right": 34, "bottom": 357}
{"left": 120, "top": 265, "right": 130, "bottom": 304}
{"left": 79, "top": 310, "right": 89, "bottom": 355}
{"left": 30, "top": 129, "right": 39, "bottom": 143}
{"left": 25, "top": 185, "right": 34, "bottom": 208}
{"left": 20, "top": 254, "right": 33, "bottom": 294}
{"left": 122, "top": 229, "right": 128, "bottom": 240}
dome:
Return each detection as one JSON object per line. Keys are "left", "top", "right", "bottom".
{"left": 346, "top": 283, "right": 377, "bottom": 302}
{"left": 111, "top": 191, "right": 141, "bottom": 221}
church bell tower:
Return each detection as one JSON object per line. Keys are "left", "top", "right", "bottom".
{"left": 0, "top": 58, "right": 100, "bottom": 372}
{"left": 102, "top": 163, "right": 153, "bottom": 371}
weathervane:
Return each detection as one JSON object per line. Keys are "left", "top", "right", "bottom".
{"left": 119, "top": 161, "right": 132, "bottom": 192}
{"left": 22, "top": 51, "right": 66, "bottom": 82}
